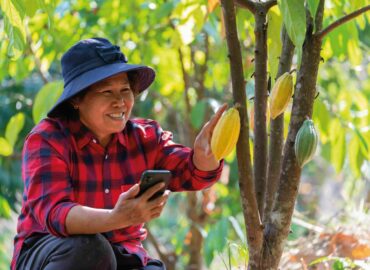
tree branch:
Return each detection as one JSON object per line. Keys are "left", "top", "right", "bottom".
{"left": 220, "top": 0, "right": 263, "bottom": 264}
{"left": 178, "top": 47, "right": 196, "bottom": 145}
{"left": 195, "top": 32, "right": 209, "bottom": 100}
{"left": 264, "top": 26, "right": 295, "bottom": 223}
{"left": 315, "top": 0, "right": 325, "bottom": 33}
{"left": 252, "top": 4, "right": 269, "bottom": 221}
{"left": 263, "top": 0, "right": 278, "bottom": 11}
{"left": 316, "top": 5, "right": 370, "bottom": 39}
{"left": 234, "top": 0, "right": 256, "bottom": 13}
{"left": 234, "top": 0, "right": 277, "bottom": 13}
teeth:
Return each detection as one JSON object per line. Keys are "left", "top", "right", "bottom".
{"left": 109, "top": 113, "right": 124, "bottom": 118}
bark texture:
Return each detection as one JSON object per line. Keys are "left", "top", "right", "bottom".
{"left": 253, "top": 6, "right": 269, "bottom": 221}
{"left": 264, "top": 27, "right": 295, "bottom": 222}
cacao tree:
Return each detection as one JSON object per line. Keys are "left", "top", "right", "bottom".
{"left": 219, "top": 0, "right": 369, "bottom": 268}
{"left": 0, "top": 0, "right": 369, "bottom": 269}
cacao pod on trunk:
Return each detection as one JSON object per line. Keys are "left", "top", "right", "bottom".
{"left": 270, "top": 72, "right": 293, "bottom": 119}
{"left": 294, "top": 119, "right": 318, "bottom": 167}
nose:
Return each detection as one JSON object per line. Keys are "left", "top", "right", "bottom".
{"left": 112, "top": 92, "right": 125, "bottom": 107}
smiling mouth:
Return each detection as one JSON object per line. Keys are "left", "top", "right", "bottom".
{"left": 108, "top": 112, "right": 125, "bottom": 120}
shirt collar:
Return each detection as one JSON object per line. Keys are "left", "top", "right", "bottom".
{"left": 64, "top": 118, "right": 127, "bottom": 149}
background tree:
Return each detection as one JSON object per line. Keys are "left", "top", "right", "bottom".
{"left": 0, "top": 0, "right": 369, "bottom": 269}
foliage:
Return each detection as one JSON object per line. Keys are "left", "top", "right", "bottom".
{"left": 309, "top": 256, "right": 369, "bottom": 270}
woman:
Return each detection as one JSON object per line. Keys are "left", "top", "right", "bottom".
{"left": 12, "top": 38, "right": 225, "bottom": 270}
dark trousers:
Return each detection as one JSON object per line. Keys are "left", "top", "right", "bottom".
{"left": 16, "top": 234, "right": 165, "bottom": 270}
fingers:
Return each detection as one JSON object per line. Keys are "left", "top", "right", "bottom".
{"left": 148, "top": 189, "right": 170, "bottom": 208}
{"left": 147, "top": 190, "right": 170, "bottom": 220}
{"left": 114, "top": 186, "right": 169, "bottom": 227}
{"left": 149, "top": 201, "right": 168, "bottom": 219}
{"left": 120, "top": 184, "right": 139, "bottom": 200}
{"left": 140, "top": 182, "right": 166, "bottom": 202}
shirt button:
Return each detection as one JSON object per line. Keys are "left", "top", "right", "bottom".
{"left": 104, "top": 188, "right": 110, "bottom": 194}
{"left": 105, "top": 154, "right": 109, "bottom": 160}
{"left": 92, "top": 139, "right": 97, "bottom": 143}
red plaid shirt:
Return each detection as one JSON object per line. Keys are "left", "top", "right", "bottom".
{"left": 11, "top": 117, "right": 223, "bottom": 269}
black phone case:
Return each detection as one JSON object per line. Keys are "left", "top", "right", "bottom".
{"left": 137, "top": 170, "right": 171, "bottom": 200}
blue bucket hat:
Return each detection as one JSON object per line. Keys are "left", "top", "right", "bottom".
{"left": 47, "top": 37, "right": 155, "bottom": 117}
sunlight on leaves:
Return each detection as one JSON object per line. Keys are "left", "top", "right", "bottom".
{"left": 0, "top": 195, "right": 11, "bottom": 218}
{"left": 0, "top": 137, "right": 13, "bottom": 156}
{"left": 1, "top": 0, "right": 26, "bottom": 58}
{"left": 267, "top": 6, "right": 282, "bottom": 84}
{"left": 5, "top": 112, "right": 25, "bottom": 147}
{"left": 32, "top": 81, "right": 63, "bottom": 124}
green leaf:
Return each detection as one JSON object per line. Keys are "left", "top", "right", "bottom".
{"left": 0, "top": 195, "right": 12, "bottom": 218}
{"left": 228, "top": 216, "right": 246, "bottom": 243}
{"left": 349, "top": 137, "right": 364, "bottom": 178}
{"left": 10, "top": 0, "right": 26, "bottom": 19}
{"left": 333, "top": 259, "right": 345, "bottom": 270}
{"left": 19, "top": 0, "right": 40, "bottom": 17}
{"left": 36, "top": 0, "right": 55, "bottom": 28}
{"left": 354, "top": 128, "right": 368, "bottom": 155}
{"left": 5, "top": 112, "right": 25, "bottom": 147}
{"left": 32, "top": 81, "right": 63, "bottom": 124}
{"left": 278, "top": 0, "right": 306, "bottom": 65}
{"left": 204, "top": 217, "right": 230, "bottom": 266}
{"left": 330, "top": 121, "right": 346, "bottom": 173}
{"left": 190, "top": 99, "right": 207, "bottom": 129}
{"left": 1, "top": 0, "right": 26, "bottom": 58}
{"left": 313, "top": 100, "right": 331, "bottom": 144}
{"left": 278, "top": 0, "right": 306, "bottom": 44}
{"left": 306, "top": 0, "right": 319, "bottom": 29}
{"left": 267, "top": 6, "right": 283, "bottom": 84}
{"left": 0, "top": 137, "right": 13, "bottom": 156}
{"left": 346, "top": 27, "right": 361, "bottom": 66}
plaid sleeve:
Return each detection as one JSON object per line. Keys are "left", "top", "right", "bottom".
{"left": 23, "top": 132, "right": 78, "bottom": 237}
{"left": 152, "top": 123, "right": 223, "bottom": 191}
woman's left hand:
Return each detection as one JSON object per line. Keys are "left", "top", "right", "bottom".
{"left": 192, "top": 103, "right": 228, "bottom": 171}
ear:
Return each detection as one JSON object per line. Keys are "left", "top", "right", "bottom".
{"left": 69, "top": 97, "right": 80, "bottom": 109}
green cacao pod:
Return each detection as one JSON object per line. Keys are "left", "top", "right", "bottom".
{"left": 294, "top": 119, "right": 318, "bottom": 167}
{"left": 270, "top": 72, "right": 293, "bottom": 119}
{"left": 211, "top": 106, "right": 240, "bottom": 161}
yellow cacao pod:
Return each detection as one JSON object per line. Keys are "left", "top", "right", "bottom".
{"left": 211, "top": 107, "right": 240, "bottom": 160}
{"left": 270, "top": 72, "right": 293, "bottom": 119}
{"left": 294, "top": 119, "right": 318, "bottom": 167}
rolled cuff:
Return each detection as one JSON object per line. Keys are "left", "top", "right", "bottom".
{"left": 188, "top": 150, "right": 224, "bottom": 182}
{"left": 47, "top": 202, "right": 79, "bottom": 237}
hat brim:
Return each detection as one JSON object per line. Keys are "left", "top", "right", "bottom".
{"left": 47, "top": 62, "right": 155, "bottom": 117}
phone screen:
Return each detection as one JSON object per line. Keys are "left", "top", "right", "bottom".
{"left": 137, "top": 170, "right": 171, "bottom": 200}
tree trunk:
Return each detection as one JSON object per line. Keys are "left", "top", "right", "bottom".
{"left": 260, "top": 2, "right": 326, "bottom": 268}
{"left": 253, "top": 5, "right": 269, "bottom": 222}
{"left": 220, "top": 0, "right": 264, "bottom": 268}
{"left": 264, "top": 26, "right": 295, "bottom": 221}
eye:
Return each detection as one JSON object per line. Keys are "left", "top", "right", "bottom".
{"left": 101, "top": 90, "right": 112, "bottom": 95}
{"left": 121, "top": 88, "right": 132, "bottom": 94}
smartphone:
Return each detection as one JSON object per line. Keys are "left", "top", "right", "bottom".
{"left": 136, "top": 170, "right": 171, "bottom": 200}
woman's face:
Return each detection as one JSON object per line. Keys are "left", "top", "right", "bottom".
{"left": 73, "top": 72, "right": 135, "bottom": 146}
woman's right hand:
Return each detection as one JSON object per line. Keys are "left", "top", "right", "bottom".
{"left": 110, "top": 183, "right": 170, "bottom": 228}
